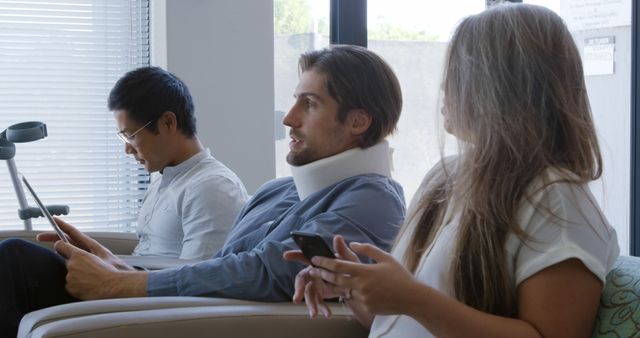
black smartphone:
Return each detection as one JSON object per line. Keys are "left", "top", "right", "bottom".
{"left": 290, "top": 231, "right": 336, "bottom": 261}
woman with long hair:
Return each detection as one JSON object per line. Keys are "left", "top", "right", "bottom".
{"left": 284, "top": 3, "right": 619, "bottom": 337}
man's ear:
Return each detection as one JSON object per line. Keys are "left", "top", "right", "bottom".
{"left": 347, "top": 109, "right": 372, "bottom": 136}
{"left": 159, "top": 111, "right": 178, "bottom": 134}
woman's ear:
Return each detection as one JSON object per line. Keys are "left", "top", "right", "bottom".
{"left": 347, "top": 109, "right": 372, "bottom": 136}
{"left": 159, "top": 111, "right": 178, "bottom": 133}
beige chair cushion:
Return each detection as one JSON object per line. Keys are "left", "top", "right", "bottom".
{"left": 20, "top": 298, "right": 367, "bottom": 338}
{"left": 0, "top": 230, "right": 139, "bottom": 255}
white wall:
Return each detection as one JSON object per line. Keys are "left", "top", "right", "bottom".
{"left": 154, "top": 0, "right": 275, "bottom": 194}
{"left": 575, "top": 27, "right": 631, "bottom": 254}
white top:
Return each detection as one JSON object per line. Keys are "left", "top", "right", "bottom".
{"left": 369, "top": 168, "right": 619, "bottom": 338}
{"left": 132, "top": 149, "right": 248, "bottom": 260}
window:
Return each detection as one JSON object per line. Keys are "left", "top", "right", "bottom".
{"left": 367, "top": 0, "right": 484, "bottom": 201}
{"left": 366, "top": 0, "right": 631, "bottom": 254}
{"left": 0, "top": 0, "right": 150, "bottom": 231}
{"left": 276, "top": 0, "right": 632, "bottom": 253}
{"left": 274, "top": 0, "right": 330, "bottom": 178}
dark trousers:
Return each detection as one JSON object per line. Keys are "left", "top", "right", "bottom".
{"left": 0, "top": 238, "right": 78, "bottom": 337}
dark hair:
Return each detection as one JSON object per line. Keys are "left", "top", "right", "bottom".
{"left": 299, "top": 45, "right": 402, "bottom": 148}
{"left": 108, "top": 66, "right": 197, "bottom": 137}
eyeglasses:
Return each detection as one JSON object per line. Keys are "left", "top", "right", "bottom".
{"left": 117, "top": 119, "right": 154, "bottom": 145}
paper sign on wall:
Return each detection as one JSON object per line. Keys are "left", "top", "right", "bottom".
{"left": 561, "top": 0, "right": 631, "bottom": 31}
{"left": 583, "top": 36, "right": 615, "bottom": 76}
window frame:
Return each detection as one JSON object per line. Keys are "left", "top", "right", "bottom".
{"left": 330, "top": 0, "right": 367, "bottom": 46}
{"left": 631, "top": 0, "right": 639, "bottom": 256}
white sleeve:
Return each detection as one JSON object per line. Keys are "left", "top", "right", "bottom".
{"left": 511, "top": 182, "right": 619, "bottom": 286}
{"left": 179, "top": 174, "right": 248, "bottom": 260}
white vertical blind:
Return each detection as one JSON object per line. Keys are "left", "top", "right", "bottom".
{"left": 0, "top": 0, "right": 150, "bottom": 231}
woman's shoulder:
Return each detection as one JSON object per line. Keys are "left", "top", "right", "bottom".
{"left": 525, "top": 167, "right": 600, "bottom": 211}
{"left": 516, "top": 167, "right": 618, "bottom": 259}
{"left": 511, "top": 168, "right": 620, "bottom": 285}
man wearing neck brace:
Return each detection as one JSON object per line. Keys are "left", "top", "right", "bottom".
{"left": 0, "top": 45, "right": 405, "bottom": 332}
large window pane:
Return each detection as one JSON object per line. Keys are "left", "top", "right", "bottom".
{"left": 367, "top": 0, "right": 484, "bottom": 201}
{"left": 274, "top": 0, "right": 329, "bottom": 178}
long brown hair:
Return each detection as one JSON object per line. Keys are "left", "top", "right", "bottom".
{"left": 403, "top": 3, "right": 602, "bottom": 317}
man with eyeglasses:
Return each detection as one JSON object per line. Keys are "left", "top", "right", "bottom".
{"left": 0, "top": 46, "right": 406, "bottom": 336}
{"left": 35, "top": 66, "right": 248, "bottom": 262}
{"left": 109, "top": 67, "right": 248, "bottom": 261}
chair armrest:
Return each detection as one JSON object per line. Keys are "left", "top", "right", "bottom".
{"left": 21, "top": 298, "right": 367, "bottom": 338}
{"left": 0, "top": 230, "right": 138, "bottom": 255}
{"left": 593, "top": 255, "right": 640, "bottom": 337}
{"left": 84, "top": 231, "right": 138, "bottom": 255}
{"left": 118, "top": 255, "right": 204, "bottom": 270}
{"left": 19, "top": 297, "right": 255, "bottom": 337}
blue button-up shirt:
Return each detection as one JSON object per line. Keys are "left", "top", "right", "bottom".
{"left": 147, "top": 174, "right": 405, "bottom": 301}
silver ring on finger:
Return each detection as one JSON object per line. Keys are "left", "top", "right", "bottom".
{"left": 345, "top": 288, "right": 353, "bottom": 300}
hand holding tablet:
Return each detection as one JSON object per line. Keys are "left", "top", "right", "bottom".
{"left": 21, "top": 174, "right": 69, "bottom": 243}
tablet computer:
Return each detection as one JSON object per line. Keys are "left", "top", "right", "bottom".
{"left": 21, "top": 175, "right": 69, "bottom": 243}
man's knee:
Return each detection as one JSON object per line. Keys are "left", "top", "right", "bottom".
{"left": 0, "top": 238, "right": 34, "bottom": 258}
{"left": 0, "top": 238, "right": 55, "bottom": 267}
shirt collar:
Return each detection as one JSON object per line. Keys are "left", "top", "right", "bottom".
{"left": 160, "top": 148, "right": 210, "bottom": 188}
{"left": 290, "top": 140, "right": 392, "bottom": 200}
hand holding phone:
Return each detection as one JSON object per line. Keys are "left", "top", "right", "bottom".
{"left": 290, "top": 231, "right": 335, "bottom": 262}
